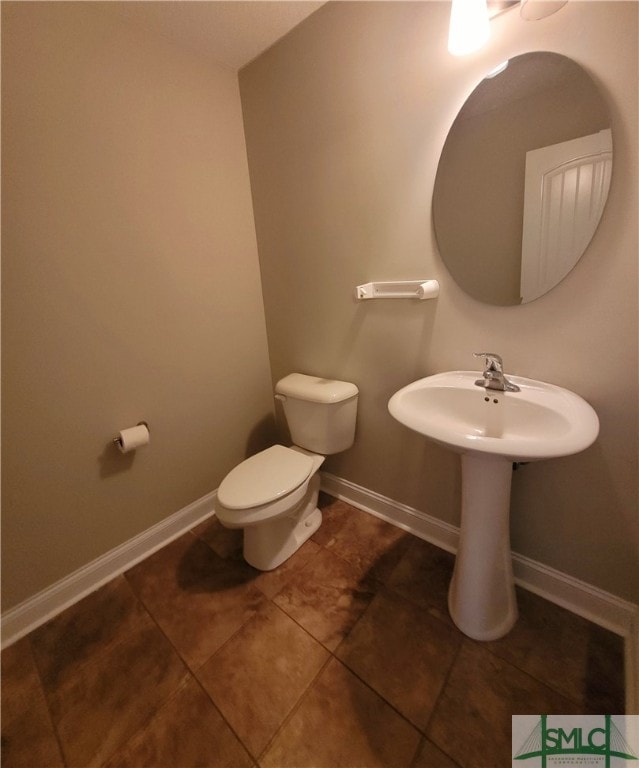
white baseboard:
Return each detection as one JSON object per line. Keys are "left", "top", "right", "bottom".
{"left": 321, "top": 470, "right": 638, "bottom": 709}
{"left": 1, "top": 490, "right": 217, "bottom": 649}
{"left": 321, "top": 470, "right": 461, "bottom": 555}
{"left": 3, "top": 472, "right": 637, "bottom": 712}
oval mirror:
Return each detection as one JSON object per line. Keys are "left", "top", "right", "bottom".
{"left": 433, "top": 52, "right": 612, "bottom": 305}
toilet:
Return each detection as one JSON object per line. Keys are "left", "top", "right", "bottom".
{"left": 215, "top": 373, "right": 358, "bottom": 571}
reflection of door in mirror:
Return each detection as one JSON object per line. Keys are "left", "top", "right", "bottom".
{"left": 520, "top": 129, "right": 612, "bottom": 303}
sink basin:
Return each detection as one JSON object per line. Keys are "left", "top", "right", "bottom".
{"left": 388, "top": 371, "right": 599, "bottom": 462}
{"left": 388, "top": 370, "right": 599, "bottom": 641}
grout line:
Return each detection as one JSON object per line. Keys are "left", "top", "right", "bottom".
{"left": 103, "top": 675, "right": 195, "bottom": 763}
{"left": 29, "top": 574, "right": 195, "bottom": 768}
{"left": 8, "top": 494, "right": 626, "bottom": 768}
{"left": 121, "top": 551, "right": 266, "bottom": 764}
{"left": 188, "top": 517, "right": 342, "bottom": 764}
{"left": 189, "top": 673, "right": 257, "bottom": 766}
{"left": 330, "top": 585, "right": 463, "bottom": 738}
{"left": 421, "top": 638, "right": 464, "bottom": 736}
{"left": 327, "top": 652, "right": 428, "bottom": 739}
{"left": 23, "top": 635, "right": 68, "bottom": 767}
{"left": 255, "top": 653, "right": 334, "bottom": 764}
{"left": 323, "top": 494, "right": 629, "bottom": 712}
{"left": 468, "top": 632, "right": 611, "bottom": 713}
{"left": 408, "top": 736, "right": 426, "bottom": 768}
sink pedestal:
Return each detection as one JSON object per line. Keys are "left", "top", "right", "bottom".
{"left": 448, "top": 454, "right": 518, "bottom": 640}
{"left": 389, "top": 370, "right": 599, "bottom": 641}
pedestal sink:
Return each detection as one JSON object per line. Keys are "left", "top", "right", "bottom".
{"left": 388, "top": 371, "right": 599, "bottom": 640}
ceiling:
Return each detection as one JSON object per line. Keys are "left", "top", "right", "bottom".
{"left": 96, "top": 2, "right": 543, "bottom": 73}
{"left": 99, "top": 1, "right": 326, "bottom": 71}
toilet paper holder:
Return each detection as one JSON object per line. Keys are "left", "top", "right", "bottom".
{"left": 113, "top": 421, "right": 150, "bottom": 450}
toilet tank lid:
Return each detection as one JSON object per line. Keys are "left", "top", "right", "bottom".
{"left": 275, "top": 373, "right": 358, "bottom": 403}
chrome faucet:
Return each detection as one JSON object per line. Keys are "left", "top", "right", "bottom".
{"left": 473, "top": 352, "right": 520, "bottom": 392}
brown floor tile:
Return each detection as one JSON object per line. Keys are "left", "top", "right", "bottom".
{"left": 324, "top": 505, "right": 412, "bottom": 583}
{"left": 0, "top": 497, "right": 627, "bottom": 768}
{"left": 30, "top": 575, "right": 150, "bottom": 690}
{"left": 197, "top": 601, "right": 328, "bottom": 758}
{"left": 411, "top": 738, "right": 460, "bottom": 768}
{"left": 125, "top": 532, "right": 267, "bottom": 669}
{"left": 45, "top": 620, "right": 189, "bottom": 767}
{"left": 312, "top": 494, "right": 353, "bottom": 547}
{"left": 1, "top": 637, "right": 64, "bottom": 768}
{"left": 428, "top": 640, "right": 582, "bottom": 768}
{"left": 388, "top": 537, "right": 456, "bottom": 626}
{"left": 103, "top": 678, "right": 254, "bottom": 768}
{"left": 273, "top": 546, "right": 378, "bottom": 651}
{"left": 337, "top": 590, "right": 461, "bottom": 731}
{"left": 261, "top": 658, "right": 422, "bottom": 768}
{"left": 251, "top": 539, "right": 322, "bottom": 599}
{"left": 483, "top": 588, "right": 625, "bottom": 712}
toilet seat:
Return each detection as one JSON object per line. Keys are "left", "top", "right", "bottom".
{"left": 217, "top": 445, "right": 315, "bottom": 510}
{"left": 216, "top": 480, "right": 311, "bottom": 529}
{"left": 215, "top": 445, "right": 324, "bottom": 529}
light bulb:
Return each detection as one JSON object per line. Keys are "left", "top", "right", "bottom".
{"left": 448, "top": 0, "right": 490, "bottom": 56}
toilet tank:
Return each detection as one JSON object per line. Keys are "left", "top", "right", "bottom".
{"left": 275, "top": 373, "right": 358, "bottom": 455}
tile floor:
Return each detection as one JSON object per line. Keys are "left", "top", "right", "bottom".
{"left": 1, "top": 494, "right": 625, "bottom": 768}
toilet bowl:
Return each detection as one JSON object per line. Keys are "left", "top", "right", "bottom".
{"left": 215, "top": 373, "right": 358, "bottom": 571}
{"left": 216, "top": 445, "right": 325, "bottom": 570}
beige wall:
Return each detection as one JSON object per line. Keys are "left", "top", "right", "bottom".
{"left": 241, "top": 2, "right": 638, "bottom": 601}
{"left": 1, "top": 2, "right": 275, "bottom": 609}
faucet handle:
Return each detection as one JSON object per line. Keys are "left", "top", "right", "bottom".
{"left": 473, "top": 352, "right": 503, "bottom": 371}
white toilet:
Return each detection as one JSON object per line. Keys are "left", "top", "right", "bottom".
{"left": 215, "top": 373, "right": 358, "bottom": 571}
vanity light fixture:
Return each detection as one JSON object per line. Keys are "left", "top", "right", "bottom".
{"left": 485, "top": 59, "right": 509, "bottom": 78}
{"left": 447, "top": 0, "right": 490, "bottom": 56}
{"left": 520, "top": 0, "right": 568, "bottom": 20}
{"left": 448, "top": 0, "right": 568, "bottom": 57}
